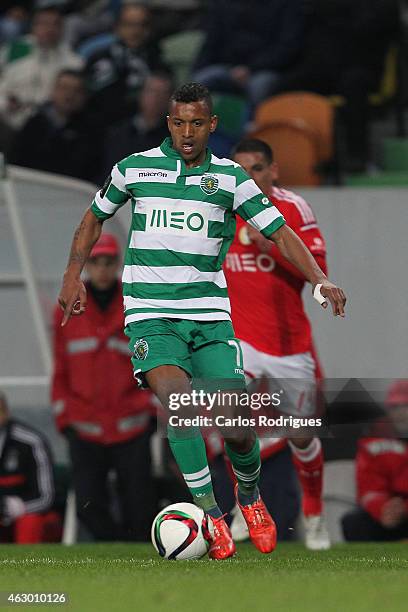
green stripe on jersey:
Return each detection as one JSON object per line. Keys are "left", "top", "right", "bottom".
{"left": 123, "top": 281, "right": 228, "bottom": 300}
{"left": 91, "top": 137, "right": 285, "bottom": 322}
{"left": 124, "top": 249, "right": 221, "bottom": 272}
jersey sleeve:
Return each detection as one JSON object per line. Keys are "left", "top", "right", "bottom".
{"left": 233, "top": 167, "right": 285, "bottom": 237}
{"left": 269, "top": 195, "right": 328, "bottom": 278}
{"left": 282, "top": 198, "right": 327, "bottom": 259}
{"left": 91, "top": 161, "right": 130, "bottom": 220}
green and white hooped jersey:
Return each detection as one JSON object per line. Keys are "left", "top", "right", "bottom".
{"left": 91, "top": 137, "right": 285, "bottom": 326}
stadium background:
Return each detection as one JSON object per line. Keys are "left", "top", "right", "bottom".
{"left": 0, "top": 0, "right": 408, "bottom": 547}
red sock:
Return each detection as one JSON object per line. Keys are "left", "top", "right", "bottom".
{"left": 289, "top": 438, "right": 323, "bottom": 517}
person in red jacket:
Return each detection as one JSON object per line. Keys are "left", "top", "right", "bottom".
{"left": 342, "top": 380, "right": 408, "bottom": 541}
{"left": 51, "top": 233, "right": 155, "bottom": 541}
{"left": 225, "top": 138, "right": 330, "bottom": 550}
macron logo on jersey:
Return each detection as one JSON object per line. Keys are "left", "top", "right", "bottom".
{"left": 126, "top": 167, "right": 179, "bottom": 184}
{"left": 138, "top": 171, "right": 168, "bottom": 178}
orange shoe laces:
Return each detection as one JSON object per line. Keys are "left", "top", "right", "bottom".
{"left": 244, "top": 501, "right": 271, "bottom": 530}
{"left": 210, "top": 513, "right": 228, "bottom": 539}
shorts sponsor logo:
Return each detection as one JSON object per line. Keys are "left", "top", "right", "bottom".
{"left": 235, "top": 368, "right": 244, "bottom": 375}
{"left": 134, "top": 339, "right": 149, "bottom": 360}
{"left": 200, "top": 174, "right": 219, "bottom": 195}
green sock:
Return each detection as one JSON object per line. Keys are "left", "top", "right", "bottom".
{"left": 167, "top": 425, "right": 222, "bottom": 518}
{"left": 225, "top": 436, "right": 261, "bottom": 505}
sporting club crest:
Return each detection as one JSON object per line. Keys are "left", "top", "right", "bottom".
{"left": 200, "top": 174, "right": 219, "bottom": 195}
{"left": 134, "top": 339, "right": 149, "bottom": 360}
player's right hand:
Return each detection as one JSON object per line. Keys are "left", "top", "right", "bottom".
{"left": 58, "top": 275, "right": 87, "bottom": 326}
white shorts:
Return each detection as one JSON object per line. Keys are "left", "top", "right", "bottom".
{"left": 240, "top": 340, "right": 317, "bottom": 417}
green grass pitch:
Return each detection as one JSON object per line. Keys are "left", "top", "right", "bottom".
{"left": 0, "top": 543, "right": 407, "bottom": 612}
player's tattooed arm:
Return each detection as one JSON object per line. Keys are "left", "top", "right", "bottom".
{"left": 68, "top": 219, "right": 89, "bottom": 266}
{"left": 270, "top": 225, "right": 346, "bottom": 317}
{"left": 58, "top": 208, "right": 103, "bottom": 326}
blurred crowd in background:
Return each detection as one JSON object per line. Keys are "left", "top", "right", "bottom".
{"left": 0, "top": 0, "right": 407, "bottom": 183}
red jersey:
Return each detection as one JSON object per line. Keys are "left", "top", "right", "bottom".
{"left": 225, "top": 186, "right": 327, "bottom": 357}
{"left": 356, "top": 438, "right": 408, "bottom": 521}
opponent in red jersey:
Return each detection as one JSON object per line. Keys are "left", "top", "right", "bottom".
{"left": 225, "top": 138, "right": 330, "bottom": 550}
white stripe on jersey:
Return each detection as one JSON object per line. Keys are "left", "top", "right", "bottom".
{"left": 111, "top": 164, "right": 127, "bottom": 192}
{"left": 129, "top": 231, "right": 223, "bottom": 256}
{"left": 124, "top": 295, "right": 230, "bottom": 312}
{"left": 247, "top": 206, "right": 282, "bottom": 232}
{"left": 185, "top": 173, "right": 235, "bottom": 193}
{"left": 210, "top": 155, "right": 236, "bottom": 167}
{"left": 134, "top": 197, "right": 226, "bottom": 223}
{"left": 125, "top": 311, "right": 231, "bottom": 324}
{"left": 129, "top": 147, "right": 164, "bottom": 158}
{"left": 122, "top": 265, "right": 227, "bottom": 287}
{"left": 233, "top": 179, "right": 261, "bottom": 212}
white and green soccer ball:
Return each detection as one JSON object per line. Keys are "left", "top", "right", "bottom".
{"left": 151, "top": 502, "right": 211, "bottom": 560}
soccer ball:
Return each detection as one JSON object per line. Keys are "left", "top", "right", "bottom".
{"left": 151, "top": 502, "right": 211, "bottom": 560}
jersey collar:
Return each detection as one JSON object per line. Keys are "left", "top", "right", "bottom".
{"left": 160, "top": 137, "right": 212, "bottom": 176}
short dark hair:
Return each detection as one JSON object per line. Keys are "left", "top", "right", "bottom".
{"left": 170, "top": 82, "right": 213, "bottom": 114}
{"left": 232, "top": 139, "right": 274, "bottom": 164}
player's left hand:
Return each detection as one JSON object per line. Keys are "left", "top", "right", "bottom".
{"left": 315, "top": 280, "right": 346, "bottom": 317}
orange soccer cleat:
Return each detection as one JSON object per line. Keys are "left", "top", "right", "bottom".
{"left": 207, "top": 514, "right": 236, "bottom": 560}
{"left": 235, "top": 484, "right": 277, "bottom": 553}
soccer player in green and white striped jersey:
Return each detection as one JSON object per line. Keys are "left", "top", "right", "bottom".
{"left": 58, "top": 83, "right": 346, "bottom": 559}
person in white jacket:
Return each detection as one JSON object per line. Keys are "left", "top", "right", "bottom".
{"left": 0, "top": 5, "right": 83, "bottom": 135}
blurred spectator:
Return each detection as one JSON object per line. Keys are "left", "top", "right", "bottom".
{"left": 64, "top": 0, "right": 116, "bottom": 51}
{"left": 51, "top": 234, "right": 156, "bottom": 541}
{"left": 0, "top": 5, "right": 83, "bottom": 143}
{"left": 85, "top": 2, "right": 166, "bottom": 124}
{"left": 10, "top": 69, "right": 103, "bottom": 182}
{"left": 0, "top": 4, "right": 29, "bottom": 45}
{"left": 194, "top": 0, "right": 304, "bottom": 106}
{"left": 281, "top": 0, "right": 400, "bottom": 171}
{"left": 0, "top": 391, "right": 58, "bottom": 544}
{"left": 342, "top": 381, "right": 408, "bottom": 541}
{"left": 102, "top": 69, "right": 173, "bottom": 176}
